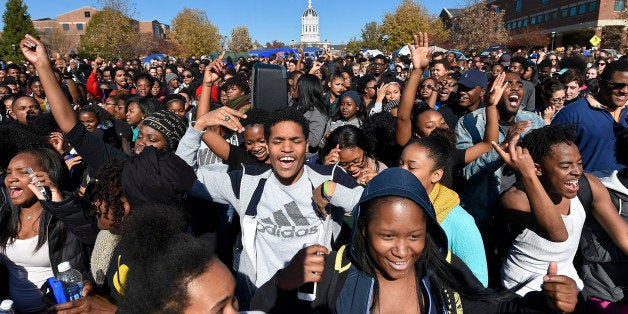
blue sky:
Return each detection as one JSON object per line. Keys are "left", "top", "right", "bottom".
{"left": 2, "top": 0, "right": 464, "bottom": 44}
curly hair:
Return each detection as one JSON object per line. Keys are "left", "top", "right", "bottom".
{"left": 0, "top": 123, "right": 50, "bottom": 171}
{"left": 117, "top": 203, "right": 216, "bottom": 313}
{"left": 361, "top": 112, "right": 400, "bottom": 167}
{"left": 264, "top": 107, "right": 309, "bottom": 140}
{"left": 84, "top": 160, "right": 126, "bottom": 228}
{"left": 518, "top": 124, "right": 576, "bottom": 163}
{"left": 240, "top": 107, "right": 268, "bottom": 127}
{"left": 78, "top": 104, "right": 115, "bottom": 127}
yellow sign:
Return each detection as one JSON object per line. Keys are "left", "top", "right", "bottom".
{"left": 590, "top": 35, "right": 601, "bottom": 47}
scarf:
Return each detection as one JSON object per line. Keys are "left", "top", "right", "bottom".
{"left": 226, "top": 94, "right": 251, "bottom": 111}
{"left": 428, "top": 183, "right": 460, "bottom": 224}
{"left": 91, "top": 230, "right": 121, "bottom": 287}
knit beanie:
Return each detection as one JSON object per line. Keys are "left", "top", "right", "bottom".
{"left": 165, "top": 73, "right": 178, "bottom": 85}
{"left": 341, "top": 90, "right": 363, "bottom": 107}
{"left": 141, "top": 110, "right": 187, "bottom": 151}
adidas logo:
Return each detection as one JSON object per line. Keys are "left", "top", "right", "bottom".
{"left": 257, "top": 201, "right": 321, "bottom": 238}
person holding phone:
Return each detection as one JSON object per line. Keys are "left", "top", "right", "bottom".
{"left": 0, "top": 148, "right": 98, "bottom": 312}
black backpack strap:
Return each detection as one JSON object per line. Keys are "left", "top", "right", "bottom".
{"left": 244, "top": 178, "right": 267, "bottom": 216}
{"left": 577, "top": 174, "right": 593, "bottom": 215}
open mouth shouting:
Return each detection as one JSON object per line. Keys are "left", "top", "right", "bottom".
{"left": 8, "top": 186, "right": 24, "bottom": 199}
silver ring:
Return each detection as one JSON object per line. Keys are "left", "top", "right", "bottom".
{"left": 224, "top": 115, "right": 230, "bottom": 122}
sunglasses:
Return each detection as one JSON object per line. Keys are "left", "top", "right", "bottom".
{"left": 420, "top": 84, "right": 435, "bottom": 89}
{"left": 549, "top": 58, "right": 557, "bottom": 61}
{"left": 597, "top": 62, "right": 606, "bottom": 66}
{"left": 605, "top": 80, "right": 627, "bottom": 90}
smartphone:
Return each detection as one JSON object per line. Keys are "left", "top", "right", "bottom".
{"left": 27, "top": 167, "right": 49, "bottom": 200}
{"left": 297, "top": 243, "right": 320, "bottom": 301}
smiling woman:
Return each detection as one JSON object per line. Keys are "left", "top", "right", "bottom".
{"left": 251, "top": 168, "right": 581, "bottom": 313}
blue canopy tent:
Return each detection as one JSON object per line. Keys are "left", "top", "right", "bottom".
{"left": 248, "top": 47, "right": 323, "bottom": 59}
{"left": 141, "top": 53, "right": 167, "bottom": 64}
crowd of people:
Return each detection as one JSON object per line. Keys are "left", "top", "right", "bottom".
{"left": 0, "top": 31, "right": 626, "bottom": 313}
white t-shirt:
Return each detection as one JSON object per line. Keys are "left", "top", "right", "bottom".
{"left": 0, "top": 235, "right": 53, "bottom": 312}
{"left": 253, "top": 172, "right": 324, "bottom": 287}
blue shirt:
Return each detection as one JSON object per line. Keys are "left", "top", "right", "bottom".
{"left": 552, "top": 97, "right": 628, "bottom": 172}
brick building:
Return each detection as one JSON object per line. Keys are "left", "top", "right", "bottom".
{"left": 33, "top": 6, "right": 169, "bottom": 55}
{"left": 492, "top": 0, "right": 627, "bottom": 52}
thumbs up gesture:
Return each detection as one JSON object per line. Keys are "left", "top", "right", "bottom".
{"left": 542, "top": 261, "right": 579, "bottom": 313}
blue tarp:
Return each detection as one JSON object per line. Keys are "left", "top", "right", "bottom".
{"left": 248, "top": 47, "right": 323, "bottom": 59}
{"left": 141, "top": 53, "right": 167, "bottom": 63}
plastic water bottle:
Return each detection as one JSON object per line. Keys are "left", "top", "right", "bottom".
{"left": 57, "top": 261, "right": 84, "bottom": 301}
{"left": 0, "top": 299, "right": 14, "bottom": 314}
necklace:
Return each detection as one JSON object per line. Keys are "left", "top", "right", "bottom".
{"left": 23, "top": 208, "right": 43, "bottom": 220}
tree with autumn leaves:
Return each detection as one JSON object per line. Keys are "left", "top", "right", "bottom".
{"left": 450, "top": 0, "right": 510, "bottom": 53}
{"left": 168, "top": 8, "right": 221, "bottom": 57}
{"left": 347, "top": 0, "right": 448, "bottom": 54}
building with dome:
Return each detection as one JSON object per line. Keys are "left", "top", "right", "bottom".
{"left": 301, "top": 0, "right": 320, "bottom": 45}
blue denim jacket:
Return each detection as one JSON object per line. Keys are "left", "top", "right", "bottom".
{"left": 454, "top": 108, "right": 546, "bottom": 228}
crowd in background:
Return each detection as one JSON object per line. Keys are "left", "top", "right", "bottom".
{"left": 0, "top": 32, "right": 626, "bottom": 313}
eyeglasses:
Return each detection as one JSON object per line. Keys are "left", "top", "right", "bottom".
{"left": 549, "top": 97, "right": 566, "bottom": 103}
{"left": 183, "top": 75, "right": 194, "bottom": 78}
{"left": 605, "top": 80, "right": 628, "bottom": 90}
{"left": 597, "top": 62, "right": 606, "bottom": 66}
{"left": 549, "top": 58, "right": 557, "bottom": 61}
{"left": 420, "top": 84, "right": 435, "bottom": 89}
{"left": 339, "top": 153, "right": 366, "bottom": 169}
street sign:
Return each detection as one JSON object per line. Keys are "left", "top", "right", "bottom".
{"left": 590, "top": 35, "right": 601, "bottom": 47}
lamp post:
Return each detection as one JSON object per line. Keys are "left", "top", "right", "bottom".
{"left": 11, "top": 44, "right": 16, "bottom": 59}
{"left": 551, "top": 31, "right": 556, "bottom": 51}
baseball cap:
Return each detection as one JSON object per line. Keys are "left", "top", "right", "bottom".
{"left": 499, "top": 53, "right": 511, "bottom": 67}
{"left": 458, "top": 70, "right": 488, "bottom": 89}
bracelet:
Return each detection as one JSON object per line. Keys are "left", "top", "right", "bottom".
{"left": 322, "top": 180, "right": 333, "bottom": 202}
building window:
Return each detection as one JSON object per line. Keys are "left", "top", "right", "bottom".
{"left": 570, "top": 6, "right": 577, "bottom": 16}
{"left": 552, "top": 10, "right": 558, "bottom": 20}
{"left": 62, "top": 23, "right": 69, "bottom": 31}
{"left": 561, "top": 8, "right": 568, "bottom": 18}
{"left": 523, "top": 18, "right": 528, "bottom": 27}
{"left": 84, "top": 11, "right": 90, "bottom": 18}
{"left": 578, "top": 4, "right": 587, "bottom": 14}
{"left": 537, "top": 14, "right": 543, "bottom": 23}
{"left": 517, "top": 20, "right": 522, "bottom": 28}
{"left": 615, "top": 0, "right": 626, "bottom": 11}
{"left": 544, "top": 13, "right": 550, "bottom": 21}
{"left": 530, "top": 16, "right": 536, "bottom": 25}
{"left": 589, "top": 1, "right": 597, "bottom": 12}
{"left": 76, "top": 23, "right": 83, "bottom": 31}
{"left": 542, "top": 0, "right": 549, "bottom": 3}
{"left": 515, "top": 0, "right": 522, "bottom": 12}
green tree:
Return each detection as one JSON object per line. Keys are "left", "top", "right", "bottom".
{"left": 80, "top": 0, "right": 137, "bottom": 60}
{"left": 229, "top": 26, "right": 253, "bottom": 52}
{"left": 379, "top": 0, "right": 449, "bottom": 53}
{"left": 0, "top": 0, "right": 38, "bottom": 62}
{"left": 451, "top": 0, "right": 510, "bottom": 53}
{"left": 360, "top": 21, "right": 384, "bottom": 50}
{"left": 169, "top": 8, "right": 220, "bottom": 57}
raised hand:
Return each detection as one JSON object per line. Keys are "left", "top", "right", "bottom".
{"left": 408, "top": 32, "right": 432, "bottom": 70}
{"left": 323, "top": 144, "right": 341, "bottom": 165}
{"left": 194, "top": 106, "right": 246, "bottom": 132}
{"left": 491, "top": 129, "right": 535, "bottom": 177}
{"left": 20, "top": 34, "right": 49, "bottom": 68}
{"left": 203, "top": 51, "right": 225, "bottom": 85}
{"left": 487, "top": 72, "right": 508, "bottom": 107}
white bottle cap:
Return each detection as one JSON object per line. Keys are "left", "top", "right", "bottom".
{"left": 58, "top": 261, "right": 71, "bottom": 272}
{"left": 0, "top": 299, "right": 13, "bottom": 310}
